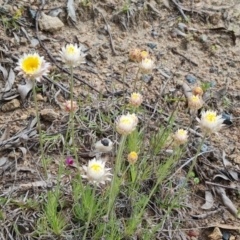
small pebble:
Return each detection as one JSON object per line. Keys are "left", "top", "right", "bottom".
{"left": 200, "top": 34, "right": 208, "bottom": 42}
{"left": 151, "top": 29, "right": 158, "bottom": 37}
{"left": 222, "top": 111, "right": 232, "bottom": 125}
{"left": 227, "top": 61, "right": 235, "bottom": 67}
{"left": 209, "top": 81, "right": 216, "bottom": 87}
{"left": 185, "top": 75, "right": 196, "bottom": 84}
{"left": 141, "top": 74, "right": 153, "bottom": 83}
{"left": 201, "top": 144, "right": 208, "bottom": 152}
{"left": 147, "top": 43, "right": 157, "bottom": 49}
{"left": 209, "top": 67, "right": 217, "bottom": 73}
{"left": 222, "top": 230, "right": 230, "bottom": 240}
{"left": 178, "top": 22, "right": 187, "bottom": 31}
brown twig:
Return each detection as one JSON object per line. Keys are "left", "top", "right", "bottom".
{"left": 171, "top": 0, "right": 189, "bottom": 22}
{"left": 205, "top": 181, "right": 240, "bottom": 192}
{"left": 171, "top": 48, "right": 198, "bottom": 67}
{"left": 95, "top": 8, "right": 117, "bottom": 56}
{"left": 190, "top": 208, "right": 222, "bottom": 219}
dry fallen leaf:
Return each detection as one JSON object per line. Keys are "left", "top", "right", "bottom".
{"left": 0, "top": 63, "right": 8, "bottom": 80}
{"left": 0, "top": 157, "right": 8, "bottom": 167}
{"left": 18, "top": 80, "right": 33, "bottom": 100}
{"left": 1, "top": 68, "right": 15, "bottom": 92}
{"left": 67, "top": 0, "right": 77, "bottom": 23}
{"left": 0, "top": 125, "right": 10, "bottom": 142}
{"left": 201, "top": 191, "right": 214, "bottom": 210}
{"left": 162, "top": 0, "right": 171, "bottom": 10}
{"left": 216, "top": 187, "right": 240, "bottom": 218}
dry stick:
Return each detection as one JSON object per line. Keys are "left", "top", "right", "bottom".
{"left": 205, "top": 181, "right": 240, "bottom": 192}
{"left": 171, "top": 48, "right": 198, "bottom": 67}
{"left": 43, "top": 76, "right": 70, "bottom": 94}
{"left": 171, "top": 0, "right": 189, "bottom": 22}
{"left": 35, "top": 8, "right": 102, "bottom": 95}
{"left": 190, "top": 208, "right": 222, "bottom": 219}
{"left": 95, "top": 8, "right": 117, "bottom": 56}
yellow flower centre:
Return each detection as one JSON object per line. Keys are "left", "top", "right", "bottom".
{"left": 132, "top": 93, "right": 139, "bottom": 99}
{"left": 144, "top": 59, "right": 151, "bottom": 64}
{"left": 66, "top": 45, "right": 76, "bottom": 54}
{"left": 22, "top": 56, "right": 40, "bottom": 74}
{"left": 205, "top": 112, "right": 217, "bottom": 122}
{"left": 191, "top": 95, "right": 199, "bottom": 102}
{"left": 90, "top": 164, "right": 102, "bottom": 172}
{"left": 141, "top": 51, "right": 148, "bottom": 58}
{"left": 129, "top": 151, "right": 137, "bottom": 158}
{"left": 178, "top": 129, "right": 186, "bottom": 136}
{"left": 120, "top": 117, "right": 132, "bottom": 124}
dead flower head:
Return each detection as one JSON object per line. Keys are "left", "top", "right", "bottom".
{"left": 197, "top": 110, "right": 224, "bottom": 135}
{"left": 192, "top": 86, "right": 203, "bottom": 96}
{"left": 60, "top": 43, "right": 86, "bottom": 67}
{"left": 15, "top": 53, "right": 50, "bottom": 82}
{"left": 116, "top": 113, "right": 138, "bottom": 135}
{"left": 64, "top": 100, "right": 78, "bottom": 112}
{"left": 129, "top": 48, "right": 141, "bottom": 62}
{"left": 82, "top": 158, "right": 112, "bottom": 185}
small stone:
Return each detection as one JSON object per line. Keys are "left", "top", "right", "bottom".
{"left": 222, "top": 111, "right": 232, "bottom": 125}
{"left": 40, "top": 109, "right": 59, "bottom": 122}
{"left": 141, "top": 74, "right": 153, "bottom": 83}
{"left": 143, "top": 21, "right": 151, "bottom": 28}
{"left": 209, "top": 12, "right": 221, "bottom": 25}
{"left": 151, "top": 29, "right": 158, "bottom": 37}
{"left": 222, "top": 230, "right": 230, "bottom": 240}
{"left": 208, "top": 227, "right": 222, "bottom": 240}
{"left": 20, "top": 37, "right": 28, "bottom": 45}
{"left": 2, "top": 99, "right": 21, "bottom": 112}
{"left": 185, "top": 75, "right": 196, "bottom": 84}
{"left": 200, "top": 34, "right": 208, "bottom": 42}
{"left": 227, "top": 61, "right": 235, "bottom": 67}
{"left": 36, "top": 94, "right": 45, "bottom": 101}
{"left": 147, "top": 43, "right": 157, "bottom": 49}
{"left": 102, "top": 43, "right": 110, "bottom": 49}
{"left": 210, "top": 81, "right": 216, "bottom": 87}
{"left": 8, "top": 151, "right": 21, "bottom": 160}
{"left": 39, "top": 12, "right": 64, "bottom": 33}
{"left": 209, "top": 67, "right": 217, "bottom": 73}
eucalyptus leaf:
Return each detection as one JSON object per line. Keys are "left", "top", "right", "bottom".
{"left": 18, "top": 80, "right": 33, "bottom": 100}
{"left": 67, "top": 0, "right": 77, "bottom": 23}
{"left": 2, "top": 68, "right": 15, "bottom": 92}
{"left": 0, "top": 64, "right": 8, "bottom": 80}
{"left": 0, "top": 157, "right": 8, "bottom": 167}
{"left": 201, "top": 191, "right": 214, "bottom": 210}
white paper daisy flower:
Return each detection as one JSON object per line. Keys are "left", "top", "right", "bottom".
{"left": 60, "top": 43, "right": 86, "bottom": 67}
{"left": 82, "top": 158, "right": 112, "bottom": 185}
{"left": 197, "top": 110, "right": 224, "bottom": 135}
{"left": 15, "top": 53, "right": 50, "bottom": 82}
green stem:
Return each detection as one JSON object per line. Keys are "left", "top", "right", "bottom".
{"left": 32, "top": 81, "right": 47, "bottom": 177}
{"left": 69, "top": 66, "right": 79, "bottom": 166}
{"left": 69, "top": 66, "right": 83, "bottom": 187}
{"left": 105, "top": 135, "right": 127, "bottom": 231}
{"left": 82, "top": 185, "right": 96, "bottom": 240}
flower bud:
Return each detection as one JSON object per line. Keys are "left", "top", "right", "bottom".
{"left": 127, "top": 151, "right": 138, "bottom": 164}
